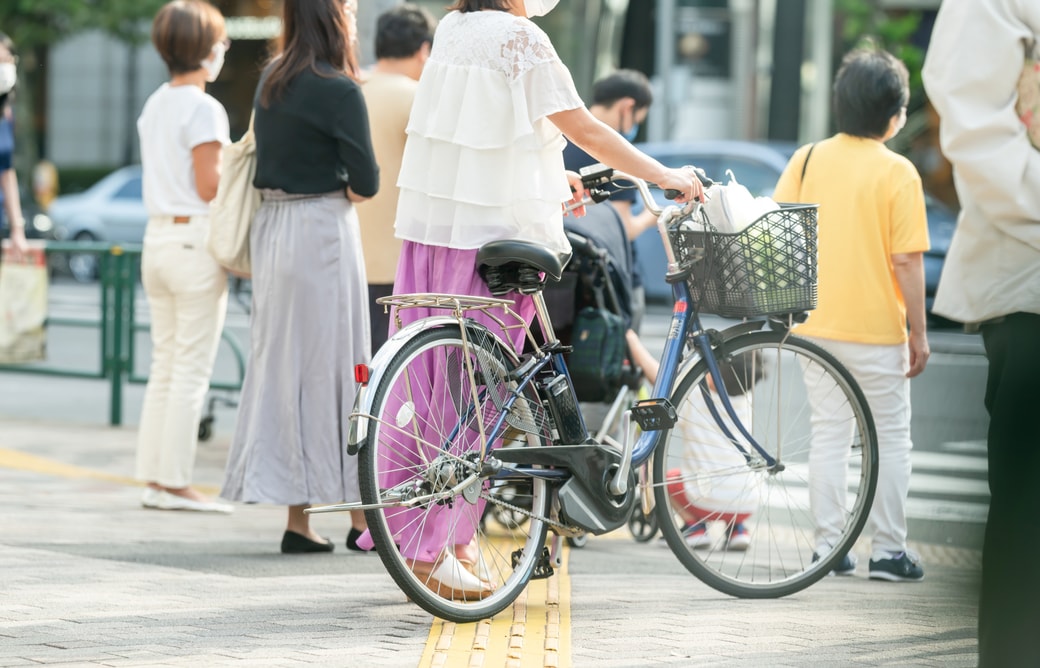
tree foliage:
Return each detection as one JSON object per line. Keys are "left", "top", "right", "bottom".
{"left": 0, "top": 0, "right": 167, "bottom": 169}
{"left": 0, "top": 0, "right": 166, "bottom": 52}
{"left": 835, "top": 0, "right": 925, "bottom": 96}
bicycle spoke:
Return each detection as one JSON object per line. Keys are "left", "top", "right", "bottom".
{"left": 655, "top": 331, "right": 877, "bottom": 598}
{"left": 358, "top": 324, "right": 552, "bottom": 622}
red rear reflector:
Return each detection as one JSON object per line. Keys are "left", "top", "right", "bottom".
{"left": 355, "top": 364, "right": 370, "bottom": 385}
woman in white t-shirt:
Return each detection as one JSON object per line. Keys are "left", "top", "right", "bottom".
{"left": 134, "top": 0, "right": 232, "bottom": 514}
{"left": 358, "top": 0, "right": 705, "bottom": 599}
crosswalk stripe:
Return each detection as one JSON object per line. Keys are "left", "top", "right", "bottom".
{"left": 912, "top": 450, "right": 987, "bottom": 473}
{"left": 747, "top": 446, "right": 991, "bottom": 524}
{"left": 909, "top": 472, "right": 989, "bottom": 497}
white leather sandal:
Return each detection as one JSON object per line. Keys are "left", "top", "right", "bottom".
{"left": 455, "top": 542, "right": 494, "bottom": 583}
{"left": 409, "top": 551, "right": 495, "bottom": 600}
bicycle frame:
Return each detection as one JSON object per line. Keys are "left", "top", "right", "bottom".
{"left": 472, "top": 193, "right": 783, "bottom": 487}
{"left": 604, "top": 177, "right": 779, "bottom": 472}
{"left": 312, "top": 166, "right": 873, "bottom": 614}
{"left": 478, "top": 198, "right": 782, "bottom": 517}
{"left": 323, "top": 170, "right": 779, "bottom": 519}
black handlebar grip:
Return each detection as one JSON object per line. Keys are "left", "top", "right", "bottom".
{"left": 664, "top": 189, "right": 682, "bottom": 200}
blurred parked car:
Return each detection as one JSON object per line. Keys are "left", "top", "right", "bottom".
{"left": 0, "top": 183, "right": 64, "bottom": 274}
{"left": 630, "top": 140, "right": 954, "bottom": 314}
{"left": 45, "top": 165, "right": 146, "bottom": 282}
{"left": 0, "top": 183, "right": 55, "bottom": 241}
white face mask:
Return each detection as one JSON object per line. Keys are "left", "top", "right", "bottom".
{"left": 201, "top": 43, "right": 226, "bottom": 82}
{"left": 0, "top": 63, "right": 16, "bottom": 94}
{"left": 523, "top": 0, "right": 560, "bottom": 18}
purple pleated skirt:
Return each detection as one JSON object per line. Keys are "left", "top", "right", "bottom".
{"left": 358, "top": 241, "right": 537, "bottom": 561}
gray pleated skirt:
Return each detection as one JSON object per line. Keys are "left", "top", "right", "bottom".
{"left": 221, "top": 190, "right": 370, "bottom": 505}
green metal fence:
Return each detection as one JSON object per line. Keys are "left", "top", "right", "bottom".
{"left": 0, "top": 241, "right": 247, "bottom": 426}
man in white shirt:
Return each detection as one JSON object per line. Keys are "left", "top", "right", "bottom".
{"left": 923, "top": 1, "right": 1040, "bottom": 663}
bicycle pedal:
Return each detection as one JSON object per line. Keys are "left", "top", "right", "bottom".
{"left": 512, "top": 547, "right": 555, "bottom": 580}
{"left": 630, "top": 398, "right": 678, "bottom": 431}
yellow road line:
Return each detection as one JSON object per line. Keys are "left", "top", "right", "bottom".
{"left": 419, "top": 546, "right": 571, "bottom": 668}
{"left": 0, "top": 448, "right": 220, "bottom": 495}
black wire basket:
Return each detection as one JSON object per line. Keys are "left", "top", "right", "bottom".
{"left": 669, "top": 204, "right": 818, "bottom": 318}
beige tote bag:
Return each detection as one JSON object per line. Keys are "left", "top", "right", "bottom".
{"left": 207, "top": 113, "right": 259, "bottom": 276}
{"left": 0, "top": 243, "right": 47, "bottom": 364}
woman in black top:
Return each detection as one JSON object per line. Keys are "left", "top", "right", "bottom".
{"left": 220, "top": 0, "right": 378, "bottom": 554}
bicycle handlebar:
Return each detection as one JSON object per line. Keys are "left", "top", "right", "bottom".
{"left": 567, "top": 163, "right": 719, "bottom": 284}
{"left": 570, "top": 163, "right": 714, "bottom": 218}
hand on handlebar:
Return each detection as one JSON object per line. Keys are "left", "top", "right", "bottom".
{"left": 568, "top": 163, "right": 710, "bottom": 217}
{"left": 562, "top": 170, "right": 588, "bottom": 218}
{"left": 659, "top": 166, "right": 706, "bottom": 204}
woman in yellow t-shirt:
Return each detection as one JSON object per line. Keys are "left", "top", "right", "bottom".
{"left": 773, "top": 47, "right": 930, "bottom": 583}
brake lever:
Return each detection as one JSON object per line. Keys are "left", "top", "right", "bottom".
{"left": 563, "top": 187, "right": 610, "bottom": 213}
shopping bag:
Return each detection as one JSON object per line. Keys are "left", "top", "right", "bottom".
{"left": 207, "top": 113, "right": 258, "bottom": 276}
{"left": 0, "top": 243, "right": 47, "bottom": 364}
{"left": 701, "top": 170, "right": 780, "bottom": 234}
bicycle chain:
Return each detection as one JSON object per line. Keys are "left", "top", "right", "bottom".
{"left": 478, "top": 490, "right": 570, "bottom": 532}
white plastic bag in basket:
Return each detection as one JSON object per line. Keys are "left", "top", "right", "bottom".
{"left": 701, "top": 170, "right": 780, "bottom": 233}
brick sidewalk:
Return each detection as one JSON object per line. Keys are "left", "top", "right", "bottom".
{"left": 0, "top": 419, "right": 979, "bottom": 667}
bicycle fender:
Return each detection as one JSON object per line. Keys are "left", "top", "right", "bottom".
{"left": 347, "top": 317, "right": 517, "bottom": 454}
{"left": 718, "top": 319, "right": 767, "bottom": 341}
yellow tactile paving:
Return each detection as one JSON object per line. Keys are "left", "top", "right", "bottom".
{"left": 418, "top": 545, "right": 571, "bottom": 668}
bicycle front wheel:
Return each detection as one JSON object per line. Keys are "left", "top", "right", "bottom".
{"left": 654, "top": 331, "right": 878, "bottom": 598}
{"left": 358, "top": 323, "right": 552, "bottom": 622}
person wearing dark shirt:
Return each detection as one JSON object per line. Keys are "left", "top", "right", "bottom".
{"left": 0, "top": 31, "right": 28, "bottom": 261}
{"left": 220, "top": 0, "right": 378, "bottom": 554}
{"left": 562, "top": 69, "right": 656, "bottom": 332}
{"left": 251, "top": 67, "right": 377, "bottom": 195}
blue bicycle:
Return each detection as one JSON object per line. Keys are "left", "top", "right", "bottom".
{"left": 309, "top": 167, "right": 878, "bottom": 622}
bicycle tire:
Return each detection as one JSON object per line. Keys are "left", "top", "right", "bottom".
{"left": 654, "top": 331, "right": 878, "bottom": 598}
{"left": 358, "top": 323, "right": 552, "bottom": 622}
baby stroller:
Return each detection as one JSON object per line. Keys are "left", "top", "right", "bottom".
{"left": 483, "top": 204, "right": 644, "bottom": 546}
{"left": 544, "top": 202, "right": 643, "bottom": 442}
{"left": 549, "top": 203, "right": 651, "bottom": 545}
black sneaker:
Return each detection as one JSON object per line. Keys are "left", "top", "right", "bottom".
{"left": 812, "top": 550, "right": 857, "bottom": 576}
{"left": 868, "top": 551, "right": 924, "bottom": 582}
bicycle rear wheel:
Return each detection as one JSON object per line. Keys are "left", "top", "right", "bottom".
{"left": 358, "top": 323, "right": 553, "bottom": 622}
{"left": 654, "top": 331, "right": 878, "bottom": 598}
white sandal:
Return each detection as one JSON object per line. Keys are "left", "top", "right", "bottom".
{"left": 410, "top": 551, "right": 495, "bottom": 600}
{"left": 455, "top": 543, "right": 494, "bottom": 583}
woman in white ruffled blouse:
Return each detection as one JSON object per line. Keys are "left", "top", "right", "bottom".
{"left": 369, "top": 0, "right": 704, "bottom": 597}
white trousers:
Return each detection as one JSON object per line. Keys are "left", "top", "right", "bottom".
{"left": 136, "top": 216, "right": 228, "bottom": 488}
{"left": 803, "top": 336, "right": 913, "bottom": 559}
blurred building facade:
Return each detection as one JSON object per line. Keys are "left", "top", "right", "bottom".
{"left": 40, "top": 0, "right": 949, "bottom": 201}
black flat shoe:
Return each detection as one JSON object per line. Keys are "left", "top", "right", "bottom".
{"left": 346, "top": 527, "right": 375, "bottom": 552}
{"left": 281, "top": 530, "right": 334, "bottom": 554}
